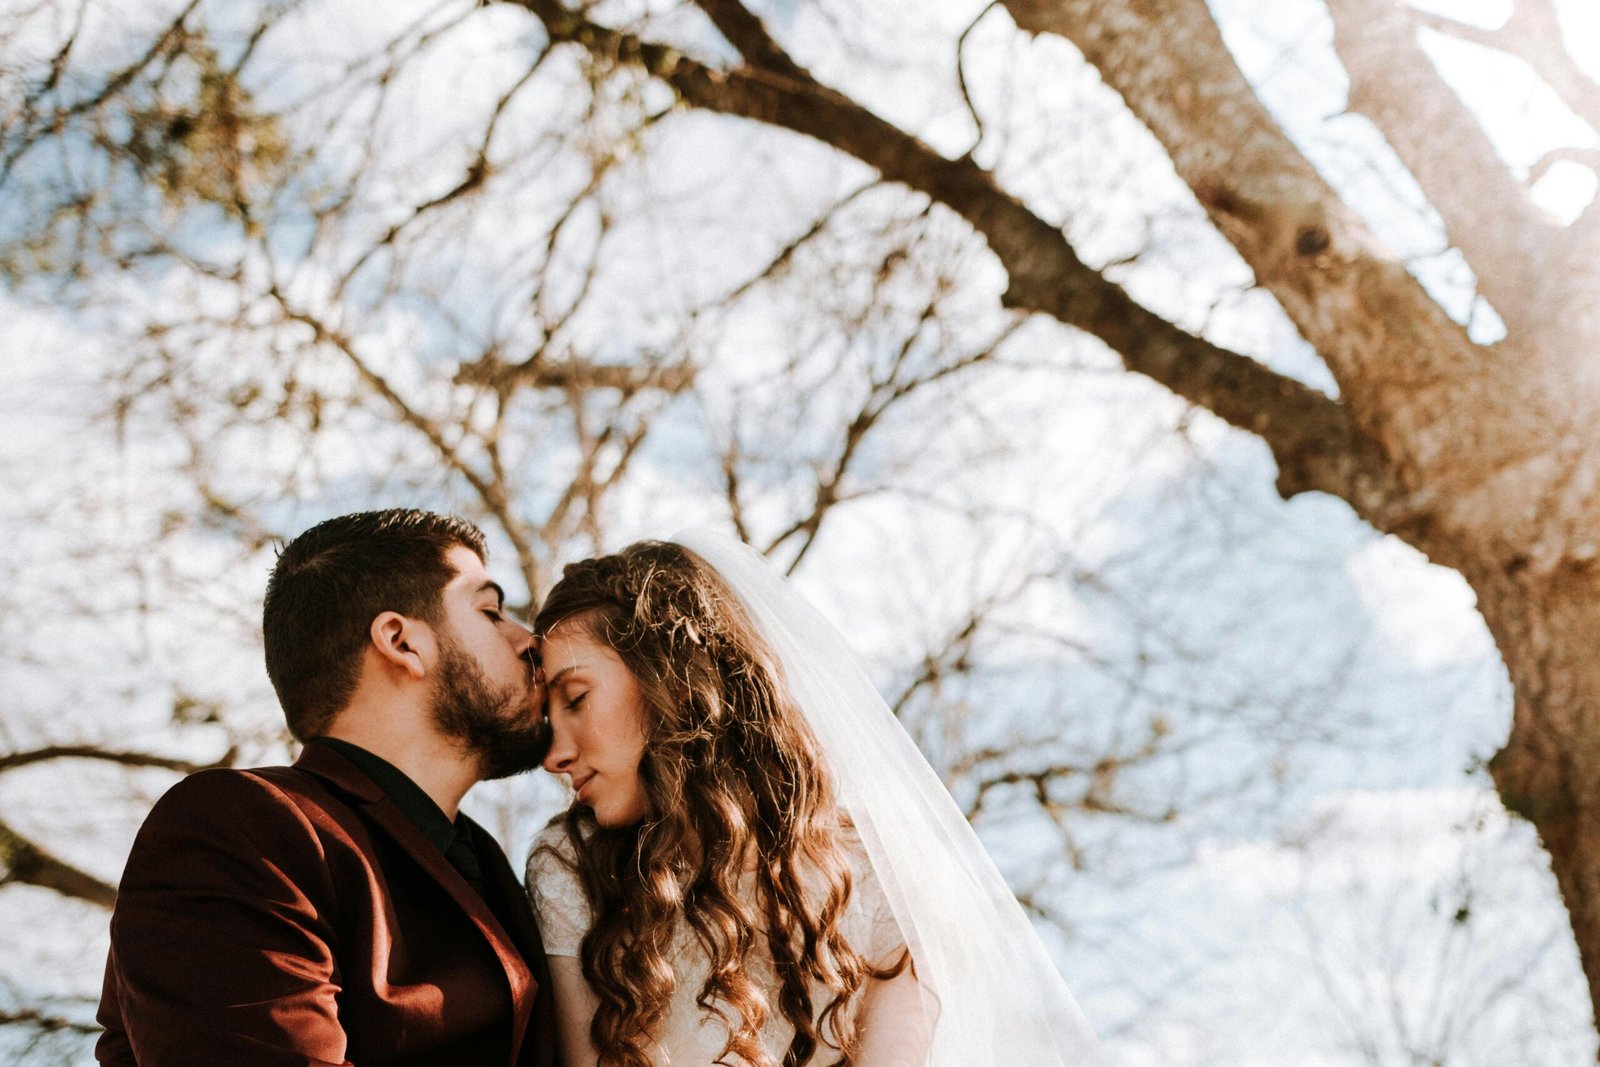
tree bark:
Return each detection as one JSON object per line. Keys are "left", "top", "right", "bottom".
{"left": 1475, "top": 565, "right": 1600, "bottom": 1031}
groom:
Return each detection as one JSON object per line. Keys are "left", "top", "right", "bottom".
{"left": 96, "top": 509, "right": 558, "bottom": 1065}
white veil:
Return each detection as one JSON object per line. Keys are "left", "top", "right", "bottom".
{"left": 672, "top": 530, "right": 1104, "bottom": 1066}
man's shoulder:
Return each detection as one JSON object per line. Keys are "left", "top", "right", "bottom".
{"left": 116, "top": 765, "right": 359, "bottom": 907}
{"left": 142, "top": 761, "right": 358, "bottom": 840}
{"left": 154, "top": 761, "right": 311, "bottom": 804}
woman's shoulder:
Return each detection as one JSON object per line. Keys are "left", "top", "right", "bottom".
{"left": 830, "top": 819, "right": 907, "bottom": 963}
{"left": 524, "top": 814, "right": 591, "bottom": 955}
{"left": 833, "top": 817, "right": 876, "bottom": 881}
{"left": 800, "top": 819, "right": 886, "bottom": 916}
{"left": 526, "top": 814, "right": 584, "bottom": 885}
{"left": 530, "top": 815, "right": 579, "bottom": 856}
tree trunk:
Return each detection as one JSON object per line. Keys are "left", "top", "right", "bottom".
{"left": 1477, "top": 565, "right": 1600, "bottom": 1030}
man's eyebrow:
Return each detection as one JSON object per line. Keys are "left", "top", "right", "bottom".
{"left": 474, "top": 579, "right": 505, "bottom": 609}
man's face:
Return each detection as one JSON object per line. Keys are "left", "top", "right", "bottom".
{"left": 429, "top": 545, "right": 546, "bottom": 780}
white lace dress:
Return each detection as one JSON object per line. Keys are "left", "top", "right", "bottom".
{"left": 526, "top": 822, "right": 907, "bottom": 1066}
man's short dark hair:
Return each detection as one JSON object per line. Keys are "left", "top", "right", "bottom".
{"left": 263, "top": 509, "right": 488, "bottom": 741}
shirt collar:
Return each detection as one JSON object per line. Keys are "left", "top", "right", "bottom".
{"left": 314, "top": 737, "right": 460, "bottom": 856}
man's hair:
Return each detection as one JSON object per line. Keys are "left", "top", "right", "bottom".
{"left": 263, "top": 509, "right": 488, "bottom": 741}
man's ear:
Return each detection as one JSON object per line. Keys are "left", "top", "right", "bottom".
{"left": 370, "top": 611, "right": 434, "bottom": 680}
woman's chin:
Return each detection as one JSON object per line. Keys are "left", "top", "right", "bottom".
{"left": 590, "top": 801, "right": 647, "bottom": 829}
{"left": 586, "top": 800, "right": 620, "bottom": 828}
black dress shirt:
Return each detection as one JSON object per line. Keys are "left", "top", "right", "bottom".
{"left": 315, "top": 737, "right": 488, "bottom": 898}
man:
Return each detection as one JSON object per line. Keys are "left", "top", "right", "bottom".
{"left": 96, "top": 509, "right": 558, "bottom": 1066}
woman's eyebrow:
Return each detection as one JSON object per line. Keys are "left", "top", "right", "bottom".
{"left": 547, "top": 665, "right": 581, "bottom": 686}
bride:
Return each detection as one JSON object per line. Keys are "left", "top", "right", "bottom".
{"left": 525, "top": 533, "right": 1102, "bottom": 1066}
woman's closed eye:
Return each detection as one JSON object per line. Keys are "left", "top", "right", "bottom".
{"left": 551, "top": 689, "right": 586, "bottom": 717}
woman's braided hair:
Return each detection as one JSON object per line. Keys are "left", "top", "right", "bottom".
{"left": 532, "top": 541, "right": 902, "bottom": 1067}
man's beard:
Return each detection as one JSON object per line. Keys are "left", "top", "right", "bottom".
{"left": 430, "top": 638, "right": 548, "bottom": 781}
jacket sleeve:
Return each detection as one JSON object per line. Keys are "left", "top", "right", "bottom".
{"left": 94, "top": 946, "right": 134, "bottom": 1065}
{"left": 98, "top": 769, "right": 354, "bottom": 1066}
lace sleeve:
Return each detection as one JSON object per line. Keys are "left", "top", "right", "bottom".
{"left": 845, "top": 834, "right": 909, "bottom": 967}
{"left": 524, "top": 822, "right": 591, "bottom": 958}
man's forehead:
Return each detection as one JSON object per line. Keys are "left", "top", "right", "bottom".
{"left": 443, "top": 545, "right": 498, "bottom": 600}
{"left": 443, "top": 544, "right": 488, "bottom": 581}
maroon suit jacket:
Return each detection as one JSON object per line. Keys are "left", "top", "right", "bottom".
{"left": 95, "top": 742, "right": 558, "bottom": 1066}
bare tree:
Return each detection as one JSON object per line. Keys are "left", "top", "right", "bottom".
{"left": 0, "top": 0, "right": 1592, "bottom": 1059}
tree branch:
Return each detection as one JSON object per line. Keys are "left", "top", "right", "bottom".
{"left": 0, "top": 0, "right": 205, "bottom": 186}
{"left": 1327, "top": 0, "right": 1556, "bottom": 336}
{"left": 0, "top": 1004, "right": 99, "bottom": 1037}
{"left": 1413, "top": 2, "right": 1600, "bottom": 136}
{"left": 1000, "top": 0, "right": 1494, "bottom": 365}
{"left": 508, "top": 0, "right": 1419, "bottom": 533}
{"left": 694, "top": 0, "right": 808, "bottom": 82}
{"left": 269, "top": 291, "right": 544, "bottom": 591}
{"left": 0, "top": 818, "right": 116, "bottom": 908}
{"left": 1527, "top": 146, "right": 1600, "bottom": 190}
{"left": 0, "top": 744, "right": 235, "bottom": 775}
{"left": 454, "top": 353, "right": 694, "bottom": 395}
{"left": 960, "top": 723, "right": 1178, "bottom": 823}
{"left": 334, "top": 44, "right": 552, "bottom": 299}
{"left": 709, "top": 179, "right": 881, "bottom": 308}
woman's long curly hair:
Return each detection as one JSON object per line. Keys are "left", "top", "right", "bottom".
{"left": 532, "top": 541, "right": 903, "bottom": 1067}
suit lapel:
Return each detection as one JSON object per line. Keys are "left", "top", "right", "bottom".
{"left": 292, "top": 744, "right": 537, "bottom": 1064}
{"left": 462, "top": 813, "right": 553, "bottom": 1064}
{"left": 474, "top": 826, "right": 552, "bottom": 971}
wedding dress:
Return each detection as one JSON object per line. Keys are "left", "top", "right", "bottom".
{"left": 528, "top": 822, "right": 909, "bottom": 1065}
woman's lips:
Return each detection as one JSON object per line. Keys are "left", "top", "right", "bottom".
{"left": 573, "top": 773, "right": 596, "bottom": 802}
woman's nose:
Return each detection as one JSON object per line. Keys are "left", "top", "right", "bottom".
{"left": 542, "top": 723, "right": 574, "bottom": 774}
{"left": 508, "top": 620, "right": 536, "bottom": 657}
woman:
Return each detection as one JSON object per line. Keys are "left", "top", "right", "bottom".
{"left": 525, "top": 533, "right": 1101, "bottom": 1067}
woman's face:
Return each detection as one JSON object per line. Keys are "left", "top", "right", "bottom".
{"left": 539, "top": 622, "right": 651, "bottom": 828}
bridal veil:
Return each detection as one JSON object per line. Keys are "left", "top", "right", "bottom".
{"left": 673, "top": 530, "right": 1104, "bottom": 1066}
